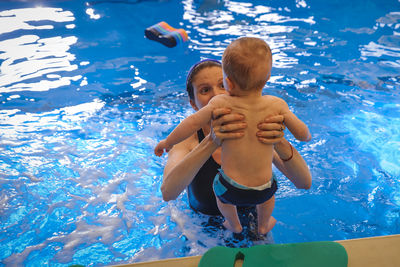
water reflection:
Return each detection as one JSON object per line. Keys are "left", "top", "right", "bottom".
{"left": 361, "top": 41, "right": 400, "bottom": 67}
{"left": 182, "top": 0, "right": 314, "bottom": 68}
{"left": 0, "top": 7, "right": 80, "bottom": 94}
{"left": 359, "top": 11, "right": 400, "bottom": 67}
{"left": 86, "top": 8, "right": 101, "bottom": 19}
{"left": 0, "top": 100, "right": 105, "bottom": 138}
{"left": 343, "top": 109, "right": 400, "bottom": 177}
{"left": 0, "top": 7, "right": 74, "bottom": 35}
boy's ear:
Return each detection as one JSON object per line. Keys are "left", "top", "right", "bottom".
{"left": 190, "top": 99, "right": 199, "bottom": 111}
{"left": 266, "top": 72, "right": 271, "bottom": 81}
{"left": 225, "top": 76, "right": 235, "bottom": 92}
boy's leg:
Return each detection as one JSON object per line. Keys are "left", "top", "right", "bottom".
{"left": 256, "top": 195, "right": 276, "bottom": 235}
{"left": 215, "top": 197, "right": 243, "bottom": 233}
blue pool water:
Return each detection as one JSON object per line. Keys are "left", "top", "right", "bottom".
{"left": 1, "top": 0, "right": 399, "bottom": 266}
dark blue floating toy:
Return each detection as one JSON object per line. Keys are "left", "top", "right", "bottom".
{"left": 145, "top": 21, "right": 188, "bottom": 48}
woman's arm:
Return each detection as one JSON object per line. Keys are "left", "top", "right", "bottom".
{"left": 161, "top": 134, "right": 218, "bottom": 201}
{"left": 272, "top": 138, "right": 312, "bottom": 189}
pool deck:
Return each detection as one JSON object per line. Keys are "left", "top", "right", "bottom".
{"left": 115, "top": 234, "right": 400, "bottom": 267}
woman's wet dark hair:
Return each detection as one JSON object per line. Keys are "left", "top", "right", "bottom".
{"left": 186, "top": 59, "right": 222, "bottom": 100}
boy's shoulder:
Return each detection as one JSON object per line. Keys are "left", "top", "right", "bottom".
{"left": 262, "top": 94, "right": 284, "bottom": 103}
{"left": 262, "top": 95, "right": 289, "bottom": 111}
{"left": 208, "top": 94, "right": 231, "bottom": 106}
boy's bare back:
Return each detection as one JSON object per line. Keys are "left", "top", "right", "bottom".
{"left": 209, "top": 93, "right": 286, "bottom": 187}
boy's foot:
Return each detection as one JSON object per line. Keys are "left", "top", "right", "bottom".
{"left": 223, "top": 220, "right": 243, "bottom": 233}
{"left": 258, "top": 216, "right": 277, "bottom": 235}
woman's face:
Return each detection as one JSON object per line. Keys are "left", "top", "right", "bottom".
{"left": 190, "top": 66, "right": 226, "bottom": 110}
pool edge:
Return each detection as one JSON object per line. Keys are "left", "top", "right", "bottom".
{"left": 113, "top": 234, "right": 400, "bottom": 267}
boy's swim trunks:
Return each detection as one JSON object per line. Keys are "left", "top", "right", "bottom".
{"left": 213, "top": 168, "right": 277, "bottom": 206}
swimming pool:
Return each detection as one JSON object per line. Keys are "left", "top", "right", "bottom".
{"left": 0, "top": 0, "right": 399, "bottom": 266}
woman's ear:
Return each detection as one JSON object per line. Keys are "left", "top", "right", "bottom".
{"left": 190, "top": 99, "right": 199, "bottom": 111}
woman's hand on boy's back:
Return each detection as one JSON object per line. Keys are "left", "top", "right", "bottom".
{"left": 256, "top": 115, "right": 285, "bottom": 144}
{"left": 211, "top": 108, "right": 246, "bottom": 146}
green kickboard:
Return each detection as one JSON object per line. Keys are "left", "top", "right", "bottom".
{"left": 198, "top": 241, "right": 348, "bottom": 267}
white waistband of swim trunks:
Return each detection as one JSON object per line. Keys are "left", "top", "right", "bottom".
{"left": 219, "top": 168, "right": 274, "bottom": 191}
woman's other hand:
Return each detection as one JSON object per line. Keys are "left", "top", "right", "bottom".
{"left": 210, "top": 108, "right": 246, "bottom": 146}
{"left": 257, "top": 115, "right": 285, "bottom": 144}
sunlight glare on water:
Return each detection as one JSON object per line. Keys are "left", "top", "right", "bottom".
{"left": 0, "top": 7, "right": 79, "bottom": 94}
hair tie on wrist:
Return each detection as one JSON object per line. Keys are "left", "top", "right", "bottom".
{"left": 281, "top": 143, "right": 293, "bottom": 162}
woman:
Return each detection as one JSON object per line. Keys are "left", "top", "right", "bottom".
{"left": 161, "top": 59, "right": 311, "bottom": 216}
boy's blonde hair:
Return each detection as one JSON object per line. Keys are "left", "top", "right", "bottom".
{"left": 222, "top": 37, "right": 272, "bottom": 91}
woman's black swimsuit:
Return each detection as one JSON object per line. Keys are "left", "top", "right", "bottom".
{"left": 187, "top": 129, "right": 221, "bottom": 215}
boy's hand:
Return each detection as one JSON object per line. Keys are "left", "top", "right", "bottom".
{"left": 154, "top": 140, "right": 172, "bottom": 157}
